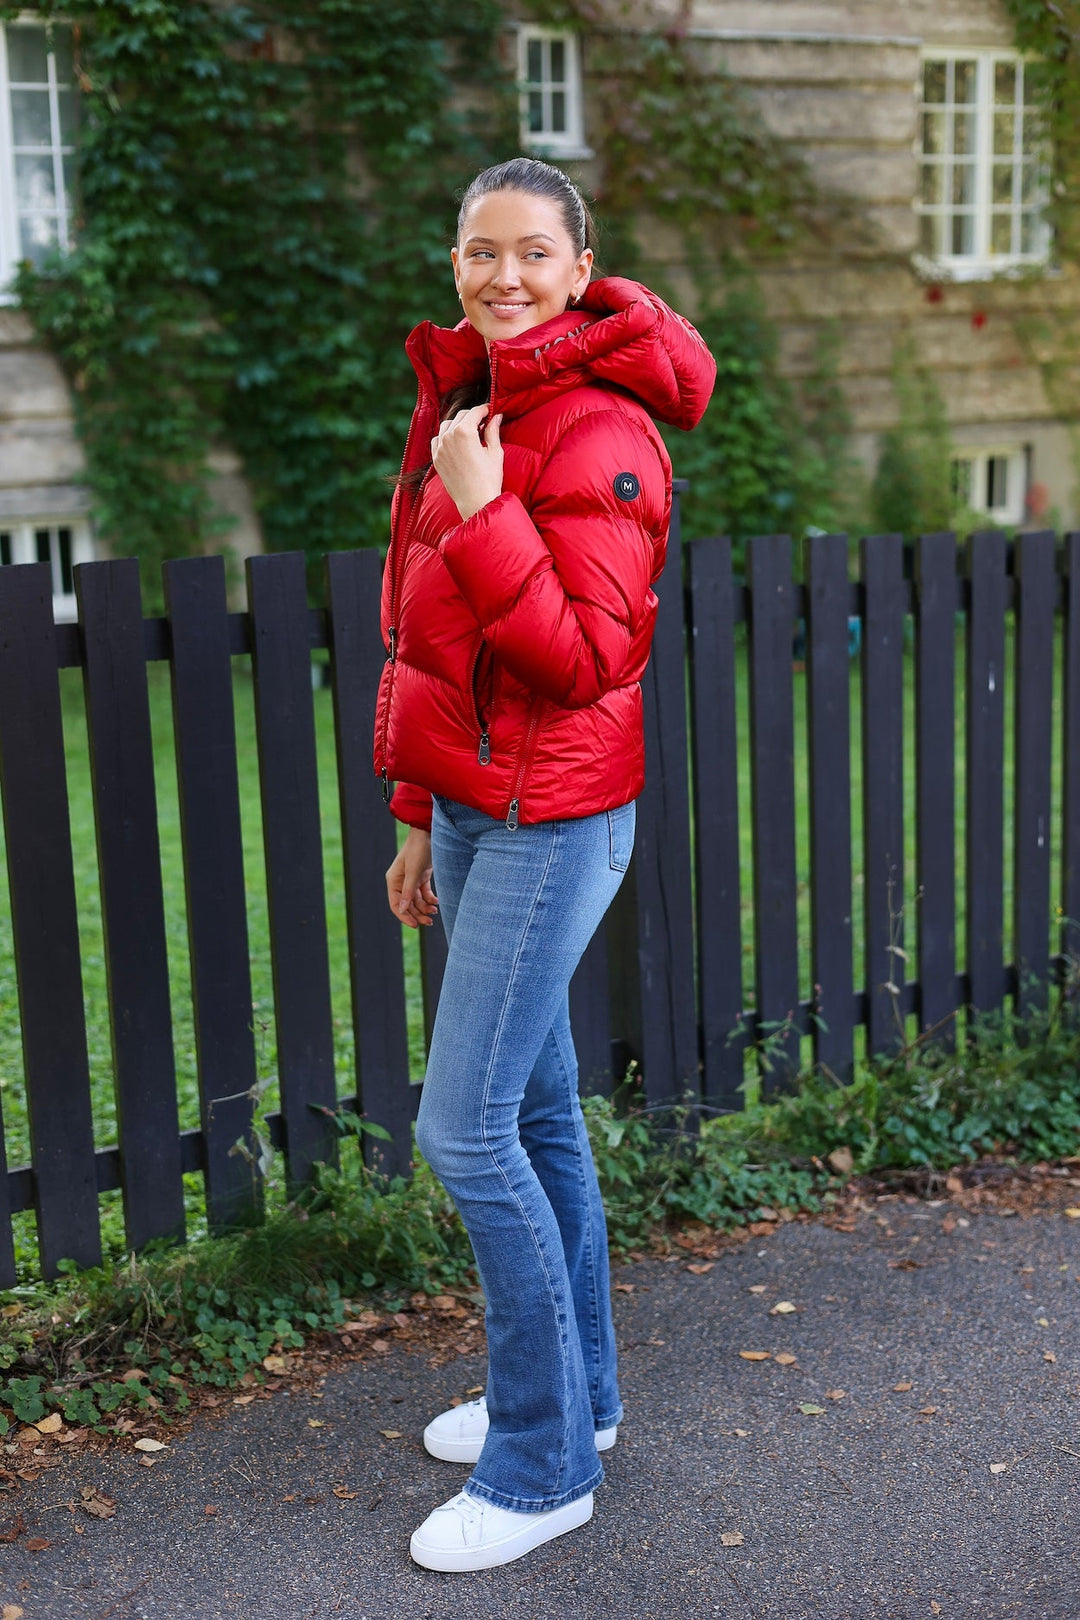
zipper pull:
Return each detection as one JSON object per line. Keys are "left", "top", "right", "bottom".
{"left": 477, "top": 731, "right": 491, "bottom": 766}
{"left": 380, "top": 768, "right": 390, "bottom": 804}
{"left": 387, "top": 625, "right": 397, "bottom": 663}
{"left": 506, "top": 798, "right": 519, "bottom": 831}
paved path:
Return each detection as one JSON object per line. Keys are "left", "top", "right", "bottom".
{"left": 1, "top": 1196, "right": 1077, "bottom": 1620}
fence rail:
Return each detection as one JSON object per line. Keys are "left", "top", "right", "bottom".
{"left": 0, "top": 507, "right": 1077, "bottom": 1280}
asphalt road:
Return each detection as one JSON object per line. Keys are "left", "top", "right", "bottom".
{"left": 1, "top": 1196, "right": 1077, "bottom": 1620}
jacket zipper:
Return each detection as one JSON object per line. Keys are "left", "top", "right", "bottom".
{"left": 471, "top": 643, "right": 492, "bottom": 765}
{"left": 505, "top": 701, "right": 543, "bottom": 830}
{"left": 379, "top": 396, "right": 432, "bottom": 802}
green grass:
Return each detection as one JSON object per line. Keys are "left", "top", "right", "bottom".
{"left": 0, "top": 617, "right": 1070, "bottom": 1273}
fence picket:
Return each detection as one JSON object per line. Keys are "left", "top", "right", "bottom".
{"left": 570, "top": 929, "right": 613, "bottom": 1097}
{"left": 0, "top": 562, "right": 100, "bottom": 1278}
{"left": 247, "top": 553, "right": 338, "bottom": 1182}
{"left": 1061, "top": 535, "right": 1080, "bottom": 967}
{"left": 164, "top": 556, "right": 260, "bottom": 1230}
{"left": 965, "top": 531, "right": 1007, "bottom": 1016}
{"left": 76, "top": 559, "right": 185, "bottom": 1251}
{"left": 914, "top": 534, "right": 958, "bottom": 1042}
{"left": 688, "top": 536, "right": 744, "bottom": 1107}
{"left": 1012, "top": 532, "right": 1056, "bottom": 1011}
{"left": 861, "top": 534, "right": 906, "bottom": 1055}
{"left": 747, "top": 534, "right": 800, "bottom": 1091}
{"left": 325, "top": 550, "right": 415, "bottom": 1175}
{"left": 804, "top": 533, "right": 854, "bottom": 1078}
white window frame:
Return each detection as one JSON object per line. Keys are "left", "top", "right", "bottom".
{"left": 915, "top": 49, "right": 1051, "bottom": 281}
{"left": 950, "top": 445, "right": 1028, "bottom": 526}
{"left": 0, "top": 15, "right": 77, "bottom": 302}
{"left": 517, "top": 25, "right": 589, "bottom": 158}
{"left": 0, "top": 517, "right": 94, "bottom": 620}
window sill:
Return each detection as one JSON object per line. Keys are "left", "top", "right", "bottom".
{"left": 520, "top": 140, "right": 594, "bottom": 162}
{"left": 911, "top": 252, "right": 1056, "bottom": 284}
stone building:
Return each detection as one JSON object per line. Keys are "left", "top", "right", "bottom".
{"left": 0, "top": 3, "right": 1074, "bottom": 616}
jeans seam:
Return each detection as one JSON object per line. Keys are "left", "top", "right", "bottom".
{"left": 552, "top": 1016, "right": 602, "bottom": 1417}
{"left": 474, "top": 819, "right": 575, "bottom": 1498}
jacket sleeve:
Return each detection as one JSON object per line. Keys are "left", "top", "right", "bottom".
{"left": 438, "top": 408, "right": 670, "bottom": 711}
{"left": 389, "top": 780, "right": 433, "bottom": 831}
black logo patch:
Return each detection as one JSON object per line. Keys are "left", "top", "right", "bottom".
{"left": 613, "top": 471, "right": 640, "bottom": 502}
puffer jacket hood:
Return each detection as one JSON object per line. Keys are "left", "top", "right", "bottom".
{"left": 376, "top": 277, "right": 716, "bottom": 832}
{"left": 407, "top": 276, "right": 715, "bottom": 431}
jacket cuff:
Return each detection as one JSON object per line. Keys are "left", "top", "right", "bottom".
{"left": 389, "top": 781, "right": 433, "bottom": 832}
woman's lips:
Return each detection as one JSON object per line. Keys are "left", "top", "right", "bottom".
{"left": 485, "top": 301, "right": 532, "bottom": 317}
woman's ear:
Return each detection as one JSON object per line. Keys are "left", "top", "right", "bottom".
{"left": 450, "top": 244, "right": 462, "bottom": 299}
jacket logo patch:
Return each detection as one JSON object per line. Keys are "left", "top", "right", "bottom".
{"left": 614, "top": 472, "right": 640, "bottom": 502}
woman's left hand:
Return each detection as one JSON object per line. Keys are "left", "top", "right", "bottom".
{"left": 432, "top": 406, "right": 504, "bottom": 523}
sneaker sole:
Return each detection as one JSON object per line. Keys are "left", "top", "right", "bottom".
{"left": 423, "top": 1426, "right": 617, "bottom": 1465}
{"left": 409, "top": 1491, "right": 593, "bottom": 1571}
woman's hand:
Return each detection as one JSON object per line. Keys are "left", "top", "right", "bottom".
{"left": 432, "top": 406, "right": 503, "bottom": 522}
{"left": 386, "top": 827, "right": 438, "bottom": 929}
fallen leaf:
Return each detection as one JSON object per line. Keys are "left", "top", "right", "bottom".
{"left": 378, "top": 1429, "right": 402, "bottom": 1440}
{"left": 80, "top": 1488, "right": 116, "bottom": 1519}
{"left": 989, "top": 1461, "right": 1009, "bottom": 1474}
{"left": 3, "top": 1604, "right": 24, "bottom": 1618}
{"left": 720, "top": 1530, "right": 745, "bottom": 1546}
{"left": 371, "top": 1339, "right": 390, "bottom": 1354}
{"left": 24, "top": 1539, "right": 49, "bottom": 1553}
{"left": 825, "top": 1389, "right": 846, "bottom": 1400}
{"left": 307, "top": 1419, "right": 326, "bottom": 1429}
{"left": 1036, "top": 1317, "right": 1050, "bottom": 1327}
{"left": 233, "top": 1395, "right": 256, "bottom": 1406}
{"left": 931, "top": 1601, "right": 942, "bottom": 1613}
{"left": 888, "top": 1258, "right": 926, "bottom": 1271}
{"left": 738, "top": 1351, "right": 771, "bottom": 1361}
{"left": 770, "top": 1301, "right": 797, "bottom": 1315}
{"left": 466, "top": 1385, "right": 484, "bottom": 1396}
{"left": 262, "top": 1355, "right": 287, "bottom": 1375}
{"left": 134, "top": 1438, "right": 166, "bottom": 1453}
{"left": 756, "top": 1207, "right": 778, "bottom": 1221}
{"left": 32, "top": 1413, "right": 62, "bottom": 1436}
{"left": 918, "top": 1405, "right": 938, "bottom": 1415}
{"left": 74, "top": 1524, "right": 84, "bottom": 1535}
{"left": 1044, "top": 1351, "right": 1057, "bottom": 1363}
{"left": 614, "top": 1283, "right": 634, "bottom": 1293}
{"left": 204, "top": 1504, "right": 218, "bottom": 1516}
{"left": 893, "top": 1381, "right": 914, "bottom": 1392}
{"left": 733, "top": 1428, "right": 750, "bottom": 1437}
{"left": 0, "top": 1514, "right": 25, "bottom": 1543}
{"left": 747, "top": 1285, "right": 767, "bottom": 1294}
{"left": 120, "top": 1368, "right": 148, "bottom": 1383}
{"left": 15, "top": 1471, "right": 39, "bottom": 1485}
{"left": 1063, "top": 1208, "right": 1080, "bottom": 1218}
{"left": 687, "top": 1263, "right": 713, "bottom": 1275}
{"left": 774, "top": 1352, "right": 798, "bottom": 1366}
{"left": 941, "top": 1216, "right": 956, "bottom": 1234}
{"left": 333, "top": 1486, "right": 359, "bottom": 1499}
{"left": 798, "top": 1402, "right": 825, "bottom": 1415}
{"left": 827, "top": 1146, "right": 853, "bottom": 1174}
{"left": 432, "top": 1295, "right": 458, "bottom": 1311}
{"left": 138, "top": 1456, "right": 158, "bottom": 1469}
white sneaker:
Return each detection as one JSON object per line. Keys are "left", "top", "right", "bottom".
{"left": 409, "top": 1487, "right": 593, "bottom": 1571}
{"left": 422, "top": 1395, "right": 618, "bottom": 1464}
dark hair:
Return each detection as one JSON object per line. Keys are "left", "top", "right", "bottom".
{"left": 457, "top": 156, "right": 598, "bottom": 258}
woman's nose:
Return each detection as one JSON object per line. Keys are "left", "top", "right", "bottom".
{"left": 491, "top": 258, "right": 522, "bottom": 289}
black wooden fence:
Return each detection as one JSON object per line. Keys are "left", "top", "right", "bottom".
{"left": 0, "top": 505, "right": 1077, "bottom": 1282}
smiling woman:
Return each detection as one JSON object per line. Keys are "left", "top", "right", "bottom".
{"left": 371, "top": 155, "right": 716, "bottom": 1573}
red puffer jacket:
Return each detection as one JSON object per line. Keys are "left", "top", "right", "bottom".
{"left": 373, "top": 276, "right": 716, "bottom": 830}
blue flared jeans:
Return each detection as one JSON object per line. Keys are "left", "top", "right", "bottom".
{"left": 414, "top": 794, "right": 634, "bottom": 1513}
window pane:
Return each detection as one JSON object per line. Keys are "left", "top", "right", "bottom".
{"left": 56, "top": 89, "right": 78, "bottom": 145}
{"left": 6, "top": 27, "right": 49, "bottom": 84}
{"left": 528, "top": 90, "right": 543, "bottom": 133}
{"left": 550, "top": 39, "right": 565, "bottom": 83}
{"left": 987, "top": 457, "right": 1008, "bottom": 510}
{"left": 18, "top": 214, "right": 58, "bottom": 266}
{"left": 954, "top": 60, "right": 977, "bottom": 104}
{"left": 952, "top": 162, "right": 975, "bottom": 206}
{"left": 994, "top": 61, "right": 1016, "bottom": 105}
{"left": 954, "top": 111, "right": 976, "bottom": 155}
{"left": 15, "top": 154, "right": 56, "bottom": 211}
{"left": 34, "top": 528, "right": 50, "bottom": 565}
{"left": 1020, "top": 211, "right": 1041, "bottom": 254}
{"left": 924, "top": 61, "right": 947, "bottom": 103}
{"left": 922, "top": 110, "right": 946, "bottom": 155}
{"left": 993, "top": 112, "right": 1015, "bottom": 155}
{"left": 10, "top": 88, "right": 53, "bottom": 146}
{"left": 952, "top": 212, "right": 975, "bottom": 255}
{"left": 526, "top": 38, "right": 542, "bottom": 83}
{"left": 1020, "top": 163, "right": 1042, "bottom": 203}
{"left": 992, "top": 162, "right": 1014, "bottom": 204}
{"left": 61, "top": 154, "right": 75, "bottom": 213}
{"left": 57, "top": 528, "right": 73, "bottom": 596}
{"left": 920, "top": 163, "right": 944, "bottom": 205}
{"left": 920, "top": 212, "right": 943, "bottom": 256}
{"left": 551, "top": 90, "right": 566, "bottom": 132}
{"left": 0, "top": 534, "right": 10, "bottom": 568}
{"left": 50, "top": 28, "right": 74, "bottom": 83}
{"left": 991, "top": 211, "right": 1014, "bottom": 254}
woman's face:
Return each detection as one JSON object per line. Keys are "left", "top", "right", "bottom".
{"left": 451, "top": 189, "right": 592, "bottom": 349}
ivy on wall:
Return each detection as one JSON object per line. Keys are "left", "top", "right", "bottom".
{"left": 6, "top": 0, "right": 856, "bottom": 579}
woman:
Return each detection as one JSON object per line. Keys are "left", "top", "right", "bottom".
{"left": 375, "top": 156, "right": 715, "bottom": 1572}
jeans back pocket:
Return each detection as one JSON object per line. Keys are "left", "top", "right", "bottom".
{"left": 607, "top": 801, "right": 636, "bottom": 872}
